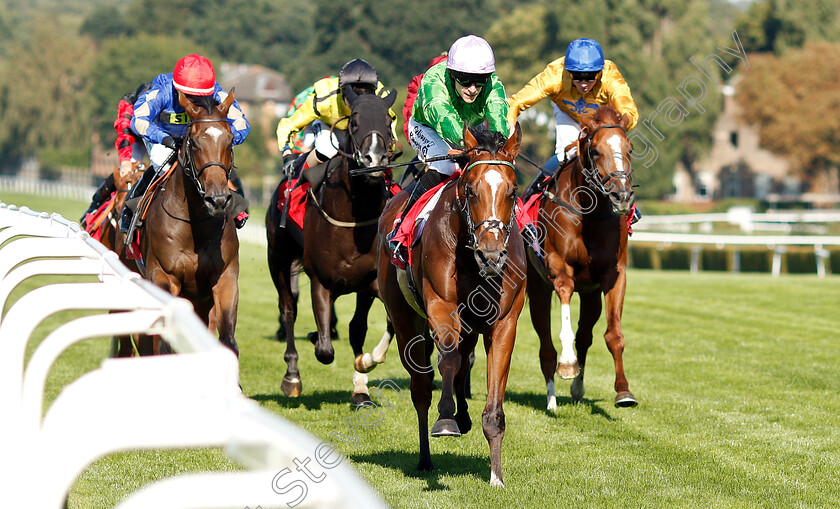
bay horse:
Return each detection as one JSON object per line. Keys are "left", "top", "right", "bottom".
{"left": 133, "top": 90, "right": 241, "bottom": 355}
{"left": 93, "top": 160, "right": 145, "bottom": 256}
{"left": 85, "top": 160, "right": 156, "bottom": 357}
{"left": 378, "top": 123, "right": 525, "bottom": 486}
{"left": 525, "top": 105, "right": 637, "bottom": 410}
{"left": 265, "top": 86, "right": 398, "bottom": 403}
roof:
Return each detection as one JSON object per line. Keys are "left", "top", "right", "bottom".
{"left": 217, "top": 63, "right": 292, "bottom": 103}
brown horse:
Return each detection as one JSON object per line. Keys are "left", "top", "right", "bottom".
{"left": 525, "top": 105, "right": 637, "bottom": 410}
{"left": 266, "top": 87, "right": 398, "bottom": 403}
{"left": 378, "top": 123, "right": 525, "bottom": 486}
{"left": 87, "top": 160, "right": 155, "bottom": 357}
{"left": 94, "top": 161, "right": 145, "bottom": 256}
{"left": 133, "top": 90, "right": 241, "bottom": 355}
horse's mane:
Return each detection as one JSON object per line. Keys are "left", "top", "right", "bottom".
{"left": 467, "top": 124, "right": 508, "bottom": 154}
{"left": 587, "top": 105, "right": 622, "bottom": 126}
{"left": 187, "top": 95, "right": 219, "bottom": 115}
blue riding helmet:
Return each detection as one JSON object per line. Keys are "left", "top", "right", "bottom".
{"left": 564, "top": 38, "right": 605, "bottom": 72}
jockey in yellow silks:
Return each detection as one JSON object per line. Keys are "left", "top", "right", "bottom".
{"left": 276, "top": 59, "right": 397, "bottom": 178}
{"left": 508, "top": 38, "right": 638, "bottom": 164}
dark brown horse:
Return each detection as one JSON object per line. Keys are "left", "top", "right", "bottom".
{"left": 525, "top": 105, "right": 637, "bottom": 410}
{"left": 266, "top": 87, "right": 398, "bottom": 403}
{"left": 134, "top": 90, "right": 241, "bottom": 355}
{"left": 378, "top": 123, "right": 525, "bottom": 486}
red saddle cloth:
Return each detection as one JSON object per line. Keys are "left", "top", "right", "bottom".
{"left": 515, "top": 194, "right": 540, "bottom": 231}
{"left": 390, "top": 171, "right": 460, "bottom": 267}
{"left": 275, "top": 178, "right": 311, "bottom": 231}
{"left": 83, "top": 194, "right": 116, "bottom": 241}
{"left": 276, "top": 176, "right": 402, "bottom": 232}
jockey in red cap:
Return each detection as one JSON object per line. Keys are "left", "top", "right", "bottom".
{"left": 120, "top": 54, "right": 251, "bottom": 232}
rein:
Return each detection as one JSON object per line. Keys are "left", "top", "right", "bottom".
{"left": 456, "top": 158, "right": 518, "bottom": 251}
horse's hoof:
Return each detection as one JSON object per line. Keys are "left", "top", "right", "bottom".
{"left": 350, "top": 392, "right": 372, "bottom": 406}
{"left": 556, "top": 361, "right": 580, "bottom": 379}
{"left": 281, "top": 377, "right": 302, "bottom": 397}
{"left": 330, "top": 327, "right": 339, "bottom": 340}
{"left": 615, "top": 391, "right": 638, "bottom": 408}
{"left": 430, "top": 418, "right": 461, "bottom": 437}
{"left": 547, "top": 396, "right": 557, "bottom": 411}
{"left": 307, "top": 331, "right": 318, "bottom": 344}
{"left": 455, "top": 413, "right": 472, "bottom": 435}
{"left": 354, "top": 353, "right": 374, "bottom": 373}
{"left": 314, "top": 347, "right": 334, "bottom": 365}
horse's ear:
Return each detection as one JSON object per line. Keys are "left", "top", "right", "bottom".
{"left": 618, "top": 112, "right": 631, "bottom": 130}
{"left": 579, "top": 112, "right": 595, "bottom": 134}
{"left": 463, "top": 123, "right": 478, "bottom": 150}
{"left": 381, "top": 88, "right": 397, "bottom": 108}
{"left": 501, "top": 122, "right": 522, "bottom": 160}
{"left": 178, "top": 90, "right": 202, "bottom": 119}
{"left": 217, "top": 87, "right": 235, "bottom": 116}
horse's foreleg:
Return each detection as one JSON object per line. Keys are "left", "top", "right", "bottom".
{"left": 603, "top": 273, "right": 637, "bottom": 407}
{"left": 528, "top": 263, "right": 557, "bottom": 410}
{"left": 349, "top": 292, "right": 376, "bottom": 405}
{"left": 427, "top": 299, "right": 461, "bottom": 438}
{"left": 309, "top": 274, "right": 335, "bottom": 365}
{"left": 571, "top": 290, "right": 601, "bottom": 402}
{"left": 212, "top": 270, "right": 239, "bottom": 357}
{"left": 483, "top": 313, "right": 518, "bottom": 487}
{"left": 552, "top": 269, "right": 579, "bottom": 379}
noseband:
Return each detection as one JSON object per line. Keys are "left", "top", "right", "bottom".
{"left": 578, "top": 124, "right": 632, "bottom": 196}
{"left": 179, "top": 118, "right": 233, "bottom": 198}
{"left": 456, "top": 158, "right": 517, "bottom": 251}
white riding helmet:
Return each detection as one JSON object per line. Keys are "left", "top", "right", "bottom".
{"left": 446, "top": 35, "right": 495, "bottom": 74}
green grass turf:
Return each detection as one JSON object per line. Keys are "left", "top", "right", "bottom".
{"left": 4, "top": 193, "right": 840, "bottom": 508}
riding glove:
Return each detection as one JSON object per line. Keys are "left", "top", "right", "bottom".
{"left": 282, "top": 153, "right": 297, "bottom": 178}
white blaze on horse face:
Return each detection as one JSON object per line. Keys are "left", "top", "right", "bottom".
{"left": 484, "top": 169, "right": 504, "bottom": 240}
{"left": 605, "top": 134, "right": 628, "bottom": 182}
{"left": 205, "top": 126, "right": 225, "bottom": 143}
{"left": 558, "top": 303, "right": 577, "bottom": 365}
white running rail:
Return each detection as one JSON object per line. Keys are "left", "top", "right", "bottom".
{"left": 0, "top": 202, "right": 388, "bottom": 509}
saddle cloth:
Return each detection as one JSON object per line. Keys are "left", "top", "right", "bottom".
{"left": 84, "top": 193, "right": 116, "bottom": 241}
{"left": 390, "top": 171, "right": 460, "bottom": 267}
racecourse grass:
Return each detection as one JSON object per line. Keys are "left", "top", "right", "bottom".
{"left": 4, "top": 193, "right": 840, "bottom": 508}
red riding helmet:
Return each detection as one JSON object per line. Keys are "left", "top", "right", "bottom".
{"left": 173, "top": 54, "right": 216, "bottom": 96}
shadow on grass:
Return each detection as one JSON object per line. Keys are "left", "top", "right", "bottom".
{"left": 504, "top": 390, "right": 617, "bottom": 421}
{"left": 350, "top": 450, "right": 487, "bottom": 491}
{"left": 251, "top": 389, "right": 353, "bottom": 410}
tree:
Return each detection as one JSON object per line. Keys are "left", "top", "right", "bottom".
{"left": 737, "top": 42, "right": 840, "bottom": 192}
{"left": 0, "top": 14, "right": 95, "bottom": 170}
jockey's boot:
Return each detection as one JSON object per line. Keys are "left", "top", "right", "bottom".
{"left": 80, "top": 174, "right": 117, "bottom": 227}
{"left": 120, "top": 166, "right": 155, "bottom": 233}
{"left": 631, "top": 204, "right": 642, "bottom": 225}
{"left": 229, "top": 169, "right": 249, "bottom": 229}
{"left": 386, "top": 168, "right": 446, "bottom": 255}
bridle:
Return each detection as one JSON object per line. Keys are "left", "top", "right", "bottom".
{"left": 577, "top": 123, "right": 632, "bottom": 196}
{"left": 178, "top": 118, "right": 233, "bottom": 198}
{"left": 334, "top": 94, "right": 397, "bottom": 168}
{"left": 455, "top": 155, "right": 518, "bottom": 251}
